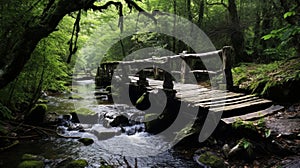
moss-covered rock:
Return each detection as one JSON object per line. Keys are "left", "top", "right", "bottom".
{"left": 74, "top": 107, "right": 96, "bottom": 115}
{"left": 198, "top": 152, "right": 225, "bottom": 168}
{"left": 17, "top": 160, "right": 44, "bottom": 168}
{"left": 26, "top": 104, "right": 47, "bottom": 124}
{"left": 66, "top": 159, "right": 88, "bottom": 168}
{"left": 100, "top": 165, "right": 113, "bottom": 168}
{"left": 69, "top": 95, "right": 83, "bottom": 100}
{"left": 21, "top": 154, "right": 44, "bottom": 161}
{"left": 37, "top": 99, "right": 49, "bottom": 104}
{"left": 78, "top": 138, "right": 94, "bottom": 146}
{"left": 144, "top": 113, "right": 159, "bottom": 122}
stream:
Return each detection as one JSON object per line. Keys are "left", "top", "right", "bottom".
{"left": 0, "top": 80, "right": 199, "bottom": 168}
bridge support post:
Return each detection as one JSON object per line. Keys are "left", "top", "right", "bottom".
{"left": 137, "top": 69, "right": 149, "bottom": 86}
{"left": 222, "top": 46, "right": 233, "bottom": 91}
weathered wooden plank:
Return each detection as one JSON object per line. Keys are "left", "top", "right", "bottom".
{"left": 203, "top": 96, "right": 260, "bottom": 108}
{"left": 174, "top": 85, "right": 204, "bottom": 91}
{"left": 210, "top": 99, "right": 272, "bottom": 112}
{"left": 178, "top": 90, "right": 226, "bottom": 100}
{"left": 179, "top": 91, "right": 225, "bottom": 101}
{"left": 191, "top": 92, "right": 244, "bottom": 105}
{"left": 200, "top": 94, "right": 256, "bottom": 106}
{"left": 176, "top": 88, "right": 212, "bottom": 97}
{"left": 221, "top": 105, "right": 284, "bottom": 124}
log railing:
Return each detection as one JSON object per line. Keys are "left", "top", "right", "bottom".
{"left": 96, "top": 46, "right": 234, "bottom": 91}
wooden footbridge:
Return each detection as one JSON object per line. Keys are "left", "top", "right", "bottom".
{"left": 95, "top": 46, "right": 283, "bottom": 124}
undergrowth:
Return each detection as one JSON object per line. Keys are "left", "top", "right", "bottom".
{"left": 232, "top": 58, "right": 300, "bottom": 96}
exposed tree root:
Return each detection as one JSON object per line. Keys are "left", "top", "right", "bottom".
{"left": 0, "top": 140, "right": 19, "bottom": 152}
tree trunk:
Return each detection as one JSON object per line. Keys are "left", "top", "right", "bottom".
{"left": 197, "top": 0, "right": 204, "bottom": 28}
{"left": 228, "top": 0, "right": 245, "bottom": 63}
{"left": 260, "top": 0, "right": 273, "bottom": 50}
{"left": 0, "top": 0, "right": 96, "bottom": 89}
{"left": 172, "top": 0, "right": 177, "bottom": 53}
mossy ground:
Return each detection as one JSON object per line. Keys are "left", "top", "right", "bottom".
{"left": 232, "top": 58, "right": 300, "bottom": 102}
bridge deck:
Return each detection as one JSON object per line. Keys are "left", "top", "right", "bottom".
{"left": 130, "top": 77, "right": 283, "bottom": 124}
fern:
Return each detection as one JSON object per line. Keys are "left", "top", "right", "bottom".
{"left": 0, "top": 103, "right": 14, "bottom": 120}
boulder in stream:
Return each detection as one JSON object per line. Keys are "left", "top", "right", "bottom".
{"left": 78, "top": 138, "right": 94, "bottom": 146}
{"left": 66, "top": 159, "right": 88, "bottom": 168}
{"left": 17, "top": 160, "right": 44, "bottom": 168}
{"left": 18, "top": 153, "right": 45, "bottom": 168}
{"left": 109, "top": 115, "right": 129, "bottom": 127}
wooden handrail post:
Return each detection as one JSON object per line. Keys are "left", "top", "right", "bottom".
{"left": 222, "top": 46, "right": 233, "bottom": 91}
{"left": 153, "top": 65, "right": 159, "bottom": 80}
{"left": 180, "top": 51, "right": 187, "bottom": 84}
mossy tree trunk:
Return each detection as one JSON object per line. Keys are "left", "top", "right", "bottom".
{"left": 0, "top": 0, "right": 149, "bottom": 90}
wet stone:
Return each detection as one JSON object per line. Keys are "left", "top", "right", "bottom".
{"left": 109, "top": 115, "right": 130, "bottom": 127}
{"left": 78, "top": 138, "right": 94, "bottom": 146}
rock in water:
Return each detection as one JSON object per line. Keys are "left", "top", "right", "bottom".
{"left": 78, "top": 138, "right": 94, "bottom": 146}
{"left": 18, "top": 153, "right": 45, "bottom": 168}
{"left": 109, "top": 115, "right": 129, "bottom": 127}
{"left": 70, "top": 112, "right": 80, "bottom": 123}
{"left": 66, "top": 159, "right": 88, "bottom": 168}
{"left": 17, "top": 161, "right": 44, "bottom": 168}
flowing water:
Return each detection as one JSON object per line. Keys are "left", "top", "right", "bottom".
{"left": 0, "top": 80, "right": 199, "bottom": 168}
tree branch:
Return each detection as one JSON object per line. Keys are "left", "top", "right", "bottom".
{"left": 67, "top": 10, "right": 81, "bottom": 63}
{"left": 124, "top": 0, "right": 157, "bottom": 24}
{"left": 206, "top": 0, "right": 228, "bottom": 9}
{"left": 90, "top": 1, "right": 124, "bottom": 31}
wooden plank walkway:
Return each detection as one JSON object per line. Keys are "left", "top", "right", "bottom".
{"left": 130, "top": 76, "right": 283, "bottom": 123}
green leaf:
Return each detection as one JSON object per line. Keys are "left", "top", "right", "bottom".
{"left": 261, "top": 34, "right": 274, "bottom": 40}
{"left": 283, "top": 11, "right": 296, "bottom": 19}
{"left": 135, "top": 92, "right": 147, "bottom": 105}
{"left": 243, "top": 141, "right": 250, "bottom": 149}
{"left": 265, "top": 129, "right": 271, "bottom": 138}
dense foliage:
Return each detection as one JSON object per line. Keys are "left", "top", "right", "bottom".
{"left": 0, "top": 0, "right": 299, "bottom": 117}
